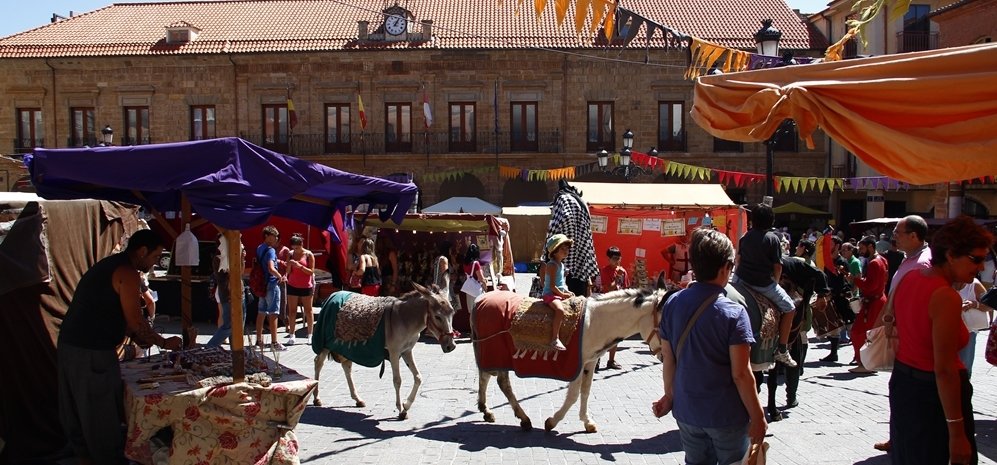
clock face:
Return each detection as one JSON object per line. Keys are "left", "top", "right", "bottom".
{"left": 385, "top": 14, "right": 407, "bottom": 35}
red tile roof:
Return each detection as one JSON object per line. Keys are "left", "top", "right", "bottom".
{"left": 0, "top": 0, "right": 815, "bottom": 58}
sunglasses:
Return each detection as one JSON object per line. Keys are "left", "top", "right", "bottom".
{"left": 966, "top": 254, "right": 987, "bottom": 264}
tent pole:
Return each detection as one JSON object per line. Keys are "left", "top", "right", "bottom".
{"left": 181, "top": 196, "right": 194, "bottom": 348}
{"left": 224, "top": 229, "right": 246, "bottom": 382}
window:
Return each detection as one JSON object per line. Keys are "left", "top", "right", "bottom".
{"left": 70, "top": 107, "right": 95, "bottom": 147}
{"left": 262, "top": 104, "right": 289, "bottom": 152}
{"left": 449, "top": 102, "right": 476, "bottom": 152}
{"left": 587, "top": 102, "right": 614, "bottom": 151}
{"left": 658, "top": 101, "right": 686, "bottom": 151}
{"left": 511, "top": 102, "right": 538, "bottom": 151}
{"left": 15, "top": 108, "right": 44, "bottom": 152}
{"left": 325, "top": 103, "right": 352, "bottom": 153}
{"left": 190, "top": 106, "right": 215, "bottom": 141}
{"left": 123, "top": 106, "right": 150, "bottom": 145}
{"left": 903, "top": 5, "right": 930, "bottom": 33}
{"left": 385, "top": 103, "right": 411, "bottom": 152}
{"left": 713, "top": 137, "right": 743, "bottom": 152}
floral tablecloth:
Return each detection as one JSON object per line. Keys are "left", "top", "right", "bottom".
{"left": 122, "top": 360, "right": 317, "bottom": 465}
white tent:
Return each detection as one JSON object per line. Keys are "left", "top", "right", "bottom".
{"left": 423, "top": 196, "right": 501, "bottom": 214}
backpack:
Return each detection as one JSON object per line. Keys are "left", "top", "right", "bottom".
{"left": 249, "top": 248, "right": 268, "bottom": 298}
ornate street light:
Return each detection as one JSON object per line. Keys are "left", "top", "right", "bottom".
{"left": 100, "top": 125, "right": 114, "bottom": 146}
{"left": 596, "top": 149, "right": 609, "bottom": 170}
{"left": 648, "top": 147, "right": 658, "bottom": 158}
{"left": 620, "top": 146, "right": 632, "bottom": 168}
{"left": 754, "top": 19, "right": 782, "bottom": 57}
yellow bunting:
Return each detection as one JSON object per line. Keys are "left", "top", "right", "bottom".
{"left": 808, "top": 178, "right": 817, "bottom": 191}
{"left": 554, "top": 0, "right": 570, "bottom": 25}
{"left": 534, "top": 0, "right": 548, "bottom": 18}
{"left": 574, "top": 0, "right": 591, "bottom": 33}
{"left": 780, "top": 178, "right": 791, "bottom": 193}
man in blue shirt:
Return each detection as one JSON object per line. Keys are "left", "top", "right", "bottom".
{"left": 653, "top": 227, "right": 766, "bottom": 464}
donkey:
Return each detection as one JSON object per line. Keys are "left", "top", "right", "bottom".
{"left": 473, "top": 288, "right": 667, "bottom": 433}
{"left": 312, "top": 283, "right": 456, "bottom": 420}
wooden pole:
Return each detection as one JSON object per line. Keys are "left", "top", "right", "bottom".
{"left": 181, "top": 196, "right": 194, "bottom": 348}
{"left": 224, "top": 229, "right": 246, "bottom": 382}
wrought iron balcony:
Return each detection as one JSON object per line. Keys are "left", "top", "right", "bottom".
{"left": 896, "top": 31, "right": 938, "bottom": 53}
{"left": 243, "top": 129, "right": 562, "bottom": 157}
{"left": 66, "top": 136, "right": 100, "bottom": 148}
{"left": 12, "top": 138, "right": 44, "bottom": 155}
{"left": 658, "top": 131, "right": 688, "bottom": 152}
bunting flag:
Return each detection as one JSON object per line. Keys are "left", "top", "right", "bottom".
{"left": 357, "top": 93, "right": 367, "bottom": 131}
{"left": 287, "top": 89, "right": 298, "bottom": 130}
{"left": 422, "top": 86, "right": 433, "bottom": 129}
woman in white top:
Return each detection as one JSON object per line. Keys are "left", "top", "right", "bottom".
{"left": 955, "top": 277, "right": 993, "bottom": 375}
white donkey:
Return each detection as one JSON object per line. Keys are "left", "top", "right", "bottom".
{"left": 473, "top": 288, "right": 667, "bottom": 432}
{"left": 313, "top": 283, "right": 456, "bottom": 419}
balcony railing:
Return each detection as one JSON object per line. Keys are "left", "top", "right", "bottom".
{"left": 66, "top": 136, "right": 100, "bottom": 148}
{"left": 243, "top": 129, "right": 561, "bottom": 156}
{"left": 896, "top": 31, "right": 938, "bottom": 53}
{"left": 120, "top": 136, "right": 152, "bottom": 146}
{"left": 12, "top": 138, "right": 44, "bottom": 154}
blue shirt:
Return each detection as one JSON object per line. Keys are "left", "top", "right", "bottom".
{"left": 257, "top": 244, "right": 277, "bottom": 285}
{"left": 542, "top": 260, "right": 566, "bottom": 297}
{"left": 659, "top": 282, "right": 755, "bottom": 428}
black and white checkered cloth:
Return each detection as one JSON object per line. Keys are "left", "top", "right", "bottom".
{"left": 545, "top": 191, "right": 599, "bottom": 281}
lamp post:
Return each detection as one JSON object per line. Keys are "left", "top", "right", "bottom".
{"left": 100, "top": 125, "right": 114, "bottom": 146}
{"left": 596, "top": 149, "right": 609, "bottom": 170}
{"left": 755, "top": 20, "right": 781, "bottom": 196}
{"left": 621, "top": 129, "right": 634, "bottom": 177}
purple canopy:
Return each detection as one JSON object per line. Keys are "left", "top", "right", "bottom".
{"left": 25, "top": 137, "right": 417, "bottom": 232}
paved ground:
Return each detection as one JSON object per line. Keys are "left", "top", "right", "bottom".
{"left": 169, "top": 274, "right": 997, "bottom": 465}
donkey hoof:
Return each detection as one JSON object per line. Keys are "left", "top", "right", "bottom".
{"left": 544, "top": 418, "right": 555, "bottom": 432}
{"left": 521, "top": 418, "right": 533, "bottom": 432}
{"left": 483, "top": 412, "right": 495, "bottom": 423}
{"left": 584, "top": 422, "right": 598, "bottom": 433}
{"left": 355, "top": 400, "right": 366, "bottom": 408}
{"left": 313, "top": 398, "right": 323, "bottom": 407}
{"left": 398, "top": 411, "right": 408, "bottom": 420}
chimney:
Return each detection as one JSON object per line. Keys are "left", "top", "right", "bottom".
{"left": 421, "top": 20, "right": 433, "bottom": 40}
{"left": 358, "top": 20, "right": 369, "bottom": 40}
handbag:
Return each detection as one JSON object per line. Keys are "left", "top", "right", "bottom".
{"left": 963, "top": 307, "right": 990, "bottom": 332}
{"left": 529, "top": 276, "right": 543, "bottom": 298}
{"left": 656, "top": 293, "right": 720, "bottom": 417}
{"left": 985, "top": 324, "right": 997, "bottom": 366}
{"left": 460, "top": 275, "right": 484, "bottom": 298}
{"left": 741, "top": 441, "right": 769, "bottom": 465}
{"left": 859, "top": 293, "right": 898, "bottom": 371}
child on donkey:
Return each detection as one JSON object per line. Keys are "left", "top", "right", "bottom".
{"left": 543, "top": 234, "right": 574, "bottom": 351}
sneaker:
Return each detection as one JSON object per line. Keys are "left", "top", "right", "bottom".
{"left": 552, "top": 338, "right": 567, "bottom": 351}
{"left": 820, "top": 354, "right": 838, "bottom": 363}
{"left": 285, "top": 335, "right": 296, "bottom": 346}
{"left": 785, "top": 397, "right": 799, "bottom": 408}
{"left": 272, "top": 342, "right": 287, "bottom": 352}
{"left": 774, "top": 350, "right": 798, "bottom": 368}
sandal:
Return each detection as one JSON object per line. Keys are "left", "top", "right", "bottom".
{"left": 607, "top": 361, "right": 622, "bottom": 370}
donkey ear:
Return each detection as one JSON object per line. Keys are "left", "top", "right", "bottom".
{"left": 411, "top": 282, "right": 428, "bottom": 294}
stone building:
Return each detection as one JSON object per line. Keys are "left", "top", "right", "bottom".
{"left": 0, "top": 0, "right": 825, "bottom": 207}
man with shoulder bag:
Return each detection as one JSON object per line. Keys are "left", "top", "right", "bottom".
{"left": 653, "top": 227, "right": 767, "bottom": 465}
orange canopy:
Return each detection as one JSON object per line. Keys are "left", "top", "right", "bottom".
{"left": 690, "top": 43, "right": 997, "bottom": 185}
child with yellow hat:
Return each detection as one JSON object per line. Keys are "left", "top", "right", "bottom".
{"left": 543, "top": 234, "right": 574, "bottom": 350}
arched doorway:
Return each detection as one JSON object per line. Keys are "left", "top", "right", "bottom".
{"left": 500, "top": 179, "right": 550, "bottom": 206}
{"left": 437, "top": 173, "right": 486, "bottom": 203}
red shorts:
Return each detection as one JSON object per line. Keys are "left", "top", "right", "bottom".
{"left": 542, "top": 294, "right": 564, "bottom": 304}
{"left": 361, "top": 284, "right": 381, "bottom": 296}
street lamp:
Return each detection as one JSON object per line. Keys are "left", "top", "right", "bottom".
{"left": 754, "top": 19, "right": 782, "bottom": 57}
{"left": 100, "top": 125, "right": 114, "bottom": 146}
{"left": 648, "top": 147, "right": 658, "bottom": 158}
{"left": 765, "top": 119, "right": 796, "bottom": 197}
{"left": 596, "top": 149, "right": 609, "bottom": 170}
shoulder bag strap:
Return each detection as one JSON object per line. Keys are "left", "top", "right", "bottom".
{"left": 675, "top": 293, "right": 721, "bottom": 362}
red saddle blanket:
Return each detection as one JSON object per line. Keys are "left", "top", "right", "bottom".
{"left": 472, "top": 291, "right": 586, "bottom": 381}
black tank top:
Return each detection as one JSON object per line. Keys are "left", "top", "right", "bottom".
{"left": 59, "top": 253, "right": 131, "bottom": 350}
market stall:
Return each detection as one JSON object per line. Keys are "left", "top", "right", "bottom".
{"left": 501, "top": 206, "right": 552, "bottom": 264}
{"left": 357, "top": 212, "right": 511, "bottom": 332}
{"left": 0, "top": 194, "right": 144, "bottom": 462}
{"left": 570, "top": 182, "right": 747, "bottom": 288}
{"left": 25, "top": 137, "right": 416, "bottom": 464}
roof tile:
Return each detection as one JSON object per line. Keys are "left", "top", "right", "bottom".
{"left": 0, "top": 0, "right": 816, "bottom": 58}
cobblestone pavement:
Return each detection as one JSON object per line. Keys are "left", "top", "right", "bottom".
{"left": 170, "top": 274, "right": 997, "bottom": 465}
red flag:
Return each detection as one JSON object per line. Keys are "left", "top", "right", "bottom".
{"left": 357, "top": 93, "right": 367, "bottom": 131}
{"left": 287, "top": 89, "right": 298, "bottom": 130}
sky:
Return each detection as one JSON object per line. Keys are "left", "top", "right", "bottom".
{"left": 1, "top": 0, "right": 832, "bottom": 39}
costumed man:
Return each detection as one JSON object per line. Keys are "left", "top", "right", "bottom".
{"left": 820, "top": 235, "right": 855, "bottom": 362}
{"left": 848, "top": 236, "right": 888, "bottom": 374}
{"left": 544, "top": 180, "right": 599, "bottom": 297}
{"left": 58, "top": 230, "right": 183, "bottom": 465}
{"left": 662, "top": 229, "right": 693, "bottom": 285}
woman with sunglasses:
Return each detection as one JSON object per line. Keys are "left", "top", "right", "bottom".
{"left": 889, "top": 215, "right": 993, "bottom": 465}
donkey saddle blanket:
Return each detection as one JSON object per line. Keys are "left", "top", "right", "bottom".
{"left": 312, "top": 291, "right": 392, "bottom": 367}
{"left": 472, "top": 290, "right": 586, "bottom": 381}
